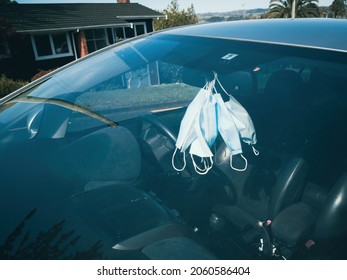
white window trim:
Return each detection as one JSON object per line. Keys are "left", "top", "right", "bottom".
{"left": 30, "top": 32, "right": 73, "bottom": 61}
{"left": 113, "top": 22, "right": 147, "bottom": 43}
{"left": 113, "top": 27, "right": 126, "bottom": 42}
{"left": 133, "top": 22, "right": 147, "bottom": 37}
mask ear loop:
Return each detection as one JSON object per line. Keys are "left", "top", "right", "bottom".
{"left": 252, "top": 145, "right": 260, "bottom": 156}
{"left": 172, "top": 147, "right": 186, "bottom": 172}
{"left": 230, "top": 154, "right": 248, "bottom": 172}
{"left": 191, "top": 154, "right": 213, "bottom": 175}
{"left": 215, "top": 74, "right": 232, "bottom": 98}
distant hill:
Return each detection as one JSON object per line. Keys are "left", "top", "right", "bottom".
{"left": 198, "top": 6, "right": 332, "bottom": 23}
{"left": 198, "top": 8, "right": 268, "bottom": 23}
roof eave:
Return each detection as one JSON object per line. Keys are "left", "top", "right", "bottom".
{"left": 16, "top": 23, "right": 132, "bottom": 34}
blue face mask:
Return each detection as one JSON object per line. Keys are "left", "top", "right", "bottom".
{"left": 174, "top": 83, "right": 212, "bottom": 153}
{"left": 189, "top": 92, "right": 218, "bottom": 174}
{"left": 173, "top": 72, "right": 258, "bottom": 175}
{"left": 216, "top": 77, "right": 257, "bottom": 146}
{"left": 214, "top": 93, "right": 249, "bottom": 171}
{"left": 172, "top": 81, "right": 217, "bottom": 173}
{"left": 225, "top": 95, "right": 257, "bottom": 147}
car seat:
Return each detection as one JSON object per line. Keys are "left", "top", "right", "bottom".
{"left": 272, "top": 172, "right": 347, "bottom": 259}
{"left": 210, "top": 70, "right": 310, "bottom": 257}
{"left": 58, "top": 125, "right": 216, "bottom": 259}
{"left": 259, "top": 69, "right": 308, "bottom": 153}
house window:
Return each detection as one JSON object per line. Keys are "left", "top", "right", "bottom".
{"left": 113, "top": 23, "right": 147, "bottom": 43}
{"left": 31, "top": 33, "right": 73, "bottom": 60}
{"left": 0, "top": 35, "right": 11, "bottom": 59}
{"left": 114, "top": 27, "right": 126, "bottom": 42}
{"left": 124, "top": 27, "right": 135, "bottom": 39}
{"left": 85, "top": 29, "right": 109, "bottom": 53}
{"left": 134, "top": 22, "right": 147, "bottom": 36}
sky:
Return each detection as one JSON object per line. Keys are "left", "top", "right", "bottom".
{"left": 16, "top": 0, "right": 334, "bottom": 13}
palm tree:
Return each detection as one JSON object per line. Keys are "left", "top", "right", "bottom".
{"left": 330, "top": 0, "right": 346, "bottom": 18}
{"left": 266, "top": 0, "right": 320, "bottom": 18}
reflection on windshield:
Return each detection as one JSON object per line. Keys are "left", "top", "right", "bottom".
{"left": 9, "top": 96, "right": 118, "bottom": 127}
{"left": 2, "top": 33, "right": 346, "bottom": 130}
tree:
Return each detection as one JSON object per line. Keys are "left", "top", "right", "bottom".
{"left": 264, "top": 0, "right": 320, "bottom": 18}
{"left": 154, "top": 0, "right": 198, "bottom": 31}
{"left": 330, "top": 0, "right": 346, "bottom": 18}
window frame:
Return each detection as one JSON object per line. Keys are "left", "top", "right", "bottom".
{"left": 30, "top": 32, "right": 73, "bottom": 61}
{"left": 113, "top": 22, "right": 147, "bottom": 43}
{"left": 84, "top": 28, "right": 109, "bottom": 54}
{"left": 133, "top": 22, "right": 147, "bottom": 37}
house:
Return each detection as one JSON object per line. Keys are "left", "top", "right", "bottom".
{"left": 0, "top": 0, "right": 164, "bottom": 79}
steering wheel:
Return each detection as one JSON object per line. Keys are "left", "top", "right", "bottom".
{"left": 138, "top": 112, "right": 194, "bottom": 177}
{"left": 138, "top": 112, "right": 177, "bottom": 144}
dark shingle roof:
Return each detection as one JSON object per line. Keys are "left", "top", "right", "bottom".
{"left": 0, "top": 3, "right": 164, "bottom": 33}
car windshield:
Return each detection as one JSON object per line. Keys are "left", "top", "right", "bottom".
{"left": 1, "top": 28, "right": 347, "bottom": 260}
{"left": 2, "top": 33, "right": 346, "bottom": 130}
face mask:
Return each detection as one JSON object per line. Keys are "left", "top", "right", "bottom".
{"left": 188, "top": 93, "right": 218, "bottom": 174}
{"left": 216, "top": 77, "right": 259, "bottom": 157}
{"left": 173, "top": 72, "right": 258, "bottom": 174}
{"left": 172, "top": 81, "right": 215, "bottom": 172}
{"left": 214, "top": 93, "right": 249, "bottom": 171}
{"left": 175, "top": 83, "right": 212, "bottom": 153}
{"left": 199, "top": 93, "right": 218, "bottom": 147}
{"left": 225, "top": 95, "right": 256, "bottom": 142}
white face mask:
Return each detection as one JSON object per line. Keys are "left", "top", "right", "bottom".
{"left": 216, "top": 77, "right": 259, "bottom": 157}
{"left": 199, "top": 93, "right": 218, "bottom": 147}
{"left": 214, "top": 93, "right": 242, "bottom": 155}
{"left": 175, "top": 83, "right": 212, "bottom": 153}
{"left": 225, "top": 95, "right": 257, "bottom": 146}
{"left": 172, "top": 81, "right": 216, "bottom": 172}
{"left": 172, "top": 72, "right": 258, "bottom": 174}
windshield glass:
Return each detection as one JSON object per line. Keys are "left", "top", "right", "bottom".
{"left": 2, "top": 34, "right": 346, "bottom": 129}
{"left": 1, "top": 30, "right": 347, "bottom": 260}
{"left": 1, "top": 33, "right": 346, "bottom": 140}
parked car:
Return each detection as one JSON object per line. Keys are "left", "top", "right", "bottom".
{"left": 0, "top": 19, "right": 346, "bottom": 260}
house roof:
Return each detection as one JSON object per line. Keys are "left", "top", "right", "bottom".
{"left": 0, "top": 3, "right": 164, "bottom": 33}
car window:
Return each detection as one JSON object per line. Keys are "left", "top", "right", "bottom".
{"left": 1, "top": 23, "right": 347, "bottom": 260}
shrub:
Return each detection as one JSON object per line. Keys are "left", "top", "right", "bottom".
{"left": 31, "top": 68, "right": 55, "bottom": 82}
{"left": 0, "top": 75, "right": 28, "bottom": 98}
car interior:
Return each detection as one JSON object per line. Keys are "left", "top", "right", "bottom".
{"left": 119, "top": 60, "right": 347, "bottom": 260}
{"left": 1, "top": 37, "right": 347, "bottom": 260}
{"left": 83, "top": 61, "right": 346, "bottom": 260}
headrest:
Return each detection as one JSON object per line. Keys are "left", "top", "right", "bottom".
{"left": 218, "top": 71, "right": 257, "bottom": 96}
{"left": 181, "top": 68, "right": 213, "bottom": 88}
{"left": 264, "top": 70, "right": 304, "bottom": 98}
{"left": 263, "top": 70, "right": 304, "bottom": 111}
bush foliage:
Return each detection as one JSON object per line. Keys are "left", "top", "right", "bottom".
{"left": 0, "top": 75, "right": 28, "bottom": 98}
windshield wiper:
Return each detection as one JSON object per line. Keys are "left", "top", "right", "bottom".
{"left": 9, "top": 96, "right": 118, "bottom": 127}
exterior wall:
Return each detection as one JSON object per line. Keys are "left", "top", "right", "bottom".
{"left": 0, "top": 19, "right": 155, "bottom": 80}
{"left": 0, "top": 33, "right": 75, "bottom": 80}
